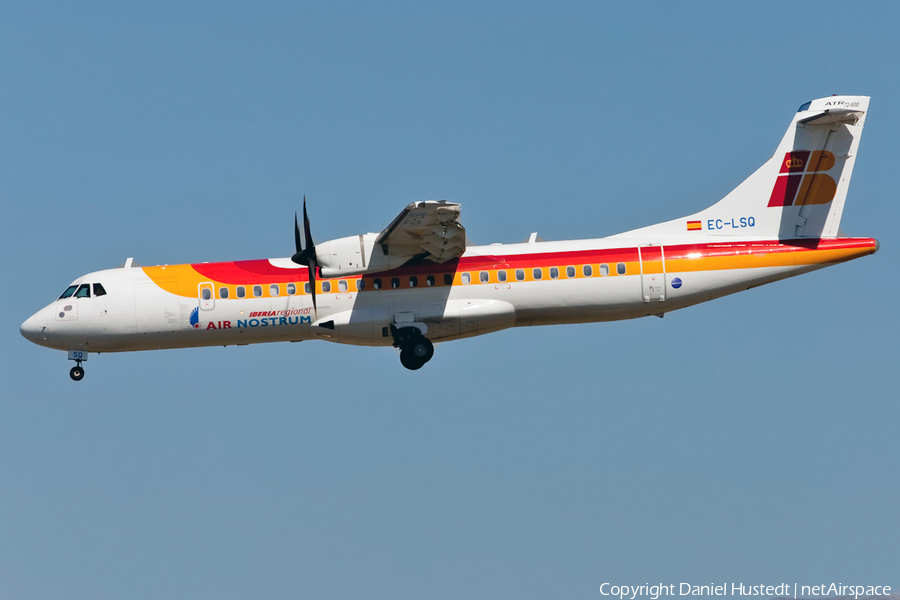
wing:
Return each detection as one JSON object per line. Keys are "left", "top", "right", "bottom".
{"left": 375, "top": 200, "right": 466, "bottom": 263}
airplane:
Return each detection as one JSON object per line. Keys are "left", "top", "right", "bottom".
{"left": 20, "top": 94, "right": 878, "bottom": 380}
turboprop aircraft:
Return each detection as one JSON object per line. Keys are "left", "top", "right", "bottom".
{"left": 21, "top": 95, "right": 878, "bottom": 380}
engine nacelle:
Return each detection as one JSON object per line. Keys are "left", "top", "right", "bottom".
{"left": 316, "top": 233, "right": 420, "bottom": 277}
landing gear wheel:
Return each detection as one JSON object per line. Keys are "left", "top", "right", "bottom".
{"left": 411, "top": 337, "right": 434, "bottom": 362}
{"left": 70, "top": 366, "right": 85, "bottom": 381}
{"left": 399, "top": 337, "right": 434, "bottom": 370}
{"left": 399, "top": 347, "right": 424, "bottom": 370}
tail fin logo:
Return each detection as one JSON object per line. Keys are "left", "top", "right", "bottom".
{"left": 768, "top": 151, "right": 837, "bottom": 207}
{"left": 785, "top": 156, "right": 805, "bottom": 170}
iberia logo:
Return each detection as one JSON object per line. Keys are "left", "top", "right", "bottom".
{"left": 768, "top": 150, "right": 837, "bottom": 207}
{"left": 189, "top": 307, "right": 199, "bottom": 328}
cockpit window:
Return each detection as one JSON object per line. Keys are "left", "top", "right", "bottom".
{"left": 59, "top": 285, "right": 78, "bottom": 299}
{"left": 74, "top": 284, "right": 91, "bottom": 298}
{"left": 93, "top": 283, "right": 107, "bottom": 296}
{"left": 797, "top": 101, "right": 812, "bottom": 112}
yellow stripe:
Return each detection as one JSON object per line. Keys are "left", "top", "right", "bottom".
{"left": 143, "top": 245, "right": 872, "bottom": 298}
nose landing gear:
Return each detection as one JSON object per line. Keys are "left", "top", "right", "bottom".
{"left": 67, "top": 350, "right": 88, "bottom": 381}
{"left": 391, "top": 324, "right": 435, "bottom": 371}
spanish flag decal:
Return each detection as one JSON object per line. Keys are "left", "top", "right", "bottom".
{"left": 687, "top": 220, "right": 702, "bottom": 231}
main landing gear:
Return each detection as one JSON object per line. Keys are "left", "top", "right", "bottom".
{"left": 391, "top": 324, "right": 435, "bottom": 371}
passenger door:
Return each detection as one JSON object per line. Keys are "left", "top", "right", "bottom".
{"left": 638, "top": 246, "right": 666, "bottom": 303}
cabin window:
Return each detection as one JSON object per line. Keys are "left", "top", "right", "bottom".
{"left": 237, "top": 286, "right": 246, "bottom": 298}
{"left": 583, "top": 265, "right": 593, "bottom": 277}
{"left": 617, "top": 262, "right": 626, "bottom": 275}
{"left": 304, "top": 282, "right": 311, "bottom": 294}
{"left": 533, "top": 268, "right": 542, "bottom": 280}
{"left": 253, "top": 285, "right": 262, "bottom": 297}
{"left": 75, "top": 283, "right": 91, "bottom": 298}
{"left": 461, "top": 272, "right": 471, "bottom": 284}
{"left": 409, "top": 276, "right": 418, "bottom": 287}
{"left": 566, "top": 266, "right": 575, "bottom": 278}
{"left": 270, "top": 284, "right": 280, "bottom": 296}
{"left": 201, "top": 288, "right": 211, "bottom": 300}
{"left": 426, "top": 275, "right": 435, "bottom": 286}
{"left": 59, "top": 285, "right": 78, "bottom": 299}
{"left": 219, "top": 287, "right": 229, "bottom": 299}
{"left": 322, "top": 281, "right": 332, "bottom": 293}
{"left": 479, "top": 271, "right": 489, "bottom": 283}
{"left": 599, "top": 264, "right": 609, "bottom": 276}
{"left": 443, "top": 274, "right": 453, "bottom": 285}
{"left": 498, "top": 270, "right": 507, "bottom": 282}
{"left": 515, "top": 269, "right": 525, "bottom": 281}
{"left": 93, "top": 283, "right": 107, "bottom": 296}
{"left": 356, "top": 279, "right": 365, "bottom": 291}
{"left": 287, "top": 283, "right": 296, "bottom": 295}
{"left": 550, "top": 267, "right": 559, "bottom": 279}
{"left": 391, "top": 277, "right": 400, "bottom": 289}
{"left": 338, "top": 280, "right": 348, "bottom": 292}
{"left": 374, "top": 278, "right": 382, "bottom": 290}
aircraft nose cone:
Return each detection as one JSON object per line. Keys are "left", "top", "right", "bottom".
{"left": 20, "top": 315, "right": 39, "bottom": 340}
{"left": 20, "top": 312, "right": 49, "bottom": 344}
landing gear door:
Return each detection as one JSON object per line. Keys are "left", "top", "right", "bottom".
{"left": 199, "top": 282, "right": 215, "bottom": 311}
{"left": 638, "top": 246, "right": 666, "bottom": 303}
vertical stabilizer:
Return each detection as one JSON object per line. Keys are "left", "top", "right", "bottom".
{"left": 612, "top": 95, "right": 869, "bottom": 241}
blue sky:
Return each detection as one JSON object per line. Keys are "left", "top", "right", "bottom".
{"left": 2, "top": 2, "right": 898, "bottom": 598}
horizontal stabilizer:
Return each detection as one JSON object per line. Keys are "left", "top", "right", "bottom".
{"left": 799, "top": 108, "right": 863, "bottom": 126}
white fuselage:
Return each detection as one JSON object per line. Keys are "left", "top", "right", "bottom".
{"left": 19, "top": 235, "right": 877, "bottom": 355}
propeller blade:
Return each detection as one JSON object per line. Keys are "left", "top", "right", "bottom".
{"left": 297, "top": 196, "right": 317, "bottom": 317}
{"left": 302, "top": 196, "right": 315, "bottom": 257}
{"left": 294, "top": 212, "right": 303, "bottom": 254}
{"left": 307, "top": 261, "right": 317, "bottom": 317}
{"left": 291, "top": 214, "right": 305, "bottom": 265}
